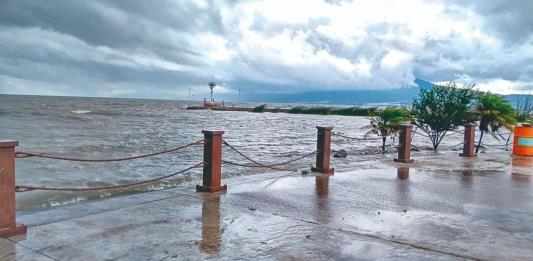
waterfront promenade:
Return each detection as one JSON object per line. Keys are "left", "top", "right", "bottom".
{"left": 2, "top": 152, "right": 532, "bottom": 260}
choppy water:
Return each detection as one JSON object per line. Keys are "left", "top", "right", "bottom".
{"left": 0, "top": 94, "right": 511, "bottom": 211}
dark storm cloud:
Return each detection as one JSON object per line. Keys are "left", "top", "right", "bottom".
{"left": 0, "top": 0, "right": 225, "bottom": 70}
{"left": 0, "top": 0, "right": 227, "bottom": 98}
{"left": 0, "top": 0, "right": 225, "bottom": 47}
{"left": 448, "top": 0, "right": 533, "bottom": 44}
{"left": 0, "top": 0, "right": 532, "bottom": 97}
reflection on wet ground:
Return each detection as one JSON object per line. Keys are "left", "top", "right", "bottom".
{"left": 315, "top": 175, "right": 331, "bottom": 224}
{"left": 511, "top": 156, "right": 533, "bottom": 183}
{"left": 315, "top": 175, "right": 329, "bottom": 199}
{"left": 397, "top": 167, "right": 409, "bottom": 180}
{"left": 200, "top": 195, "right": 221, "bottom": 254}
{"left": 462, "top": 169, "right": 473, "bottom": 176}
{"left": 3, "top": 153, "right": 533, "bottom": 260}
{"left": 511, "top": 172, "right": 531, "bottom": 183}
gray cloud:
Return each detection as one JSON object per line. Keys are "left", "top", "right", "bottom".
{"left": 0, "top": 0, "right": 532, "bottom": 98}
{"left": 447, "top": 0, "right": 533, "bottom": 44}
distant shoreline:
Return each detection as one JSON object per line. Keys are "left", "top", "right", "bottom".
{"left": 187, "top": 103, "right": 385, "bottom": 117}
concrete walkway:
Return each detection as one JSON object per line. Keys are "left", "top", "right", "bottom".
{"left": 2, "top": 153, "right": 533, "bottom": 260}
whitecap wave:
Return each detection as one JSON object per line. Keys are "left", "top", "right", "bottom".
{"left": 72, "top": 110, "right": 91, "bottom": 114}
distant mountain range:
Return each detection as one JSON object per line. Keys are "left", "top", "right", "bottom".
{"left": 232, "top": 78, "right": 532, "bottom": 106}
{"left": 241, "top": 79, "right": 434, "bottom": 105}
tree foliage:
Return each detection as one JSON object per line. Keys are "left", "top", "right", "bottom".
{"left": 473, "top": 93, "right": 516, "bottom": 153}
{"left": 411, "top": 82, "right": 478, "bottom": 150}
{"left": 366, "top": 107, "right": 410, "bottom": 153}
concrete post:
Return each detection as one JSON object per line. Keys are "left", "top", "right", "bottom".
{"left": 196, "top": 131, "right": 227, "bottom": 193}
{"left": 460, "top": 123, "right": 477, "bottom": 157}
{"left": 0, "top": 140, "right": 27, "bottom": 238}
{"left": 394, "top": 124, "right": 414, "bottom": 163}
{"left": 311, "top": 127, "right": 334, "bottom": 175}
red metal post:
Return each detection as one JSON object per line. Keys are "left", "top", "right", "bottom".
{"left": 460, "top": 123, "right": 477, "bottom": 157}
{"left": 0, "top": 140, "right": 27, "bottom": 238}
{"left": 394, "top": 124, "right": 414, "bottom": 163}
{"left": 311, "top": 127, "right": 334, "bottom": 175}
{"left": 197, "top": 131, "right": 227, "bottom": 193}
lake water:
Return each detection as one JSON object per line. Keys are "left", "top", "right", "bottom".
{"left": 0, "top": 94, "right": 511, "bottom": 211}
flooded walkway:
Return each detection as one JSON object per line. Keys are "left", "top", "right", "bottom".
{"left": 2, "top": 153, "right": 533, "bottom": 260}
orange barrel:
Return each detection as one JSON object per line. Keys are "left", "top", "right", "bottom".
{"left": 513, "top": 124, "right": 533, "bottom": 156}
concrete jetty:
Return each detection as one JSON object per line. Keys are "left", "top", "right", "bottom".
{"left": 2, "top": 152, "right": 533, "bottom": 260}
{"left": 186, "top": 104, "right": 291, "bottom": 113}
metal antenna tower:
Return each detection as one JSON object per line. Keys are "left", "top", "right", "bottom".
{"left": 208, "top": 76, "right": 216, "bottom": 102}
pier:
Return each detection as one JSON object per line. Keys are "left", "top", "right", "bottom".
{"left": 186, "top": 104, "right": 291, "bottom": 113}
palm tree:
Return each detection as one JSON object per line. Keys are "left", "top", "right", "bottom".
{"left": 365, "top": 107, "right": 410, "bottom": 153}
{"left": 473, "top": 93, "right": 517, "bottom": 153}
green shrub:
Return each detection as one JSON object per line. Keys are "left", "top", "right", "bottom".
{"left": 252, "top": 104, "right": 267, "bottom": 113}
{"left": 412, "top": 82, "right": 478, "bottom": 150}
{"left": 287, "top": 106, "right": 377, "bottom": 116}
{"left": 366, "top": 107, "right": 411, "bottom": 153}
{"left": 473, "top": 93, "right": 516, "bottom": 152}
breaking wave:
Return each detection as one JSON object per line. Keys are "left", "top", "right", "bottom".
{"left": 72, "top": 110, "right": 92, "bottom": 114}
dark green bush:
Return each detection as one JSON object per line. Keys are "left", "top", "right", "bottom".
{"left": 287, "top": 106, "right": 377, "bottom": 116}
{"left": 412, "top": 82, "right": 478, "bottom": 150}
{"left": 252, "top": 104, "right": 267, "bottom": 112}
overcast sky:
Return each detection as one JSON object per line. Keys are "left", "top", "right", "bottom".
{"left": 0, "top": 0, "right": 532, "bottom": 99}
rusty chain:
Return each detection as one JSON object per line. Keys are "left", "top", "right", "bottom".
{"left": 15, "top": 162, "right": 203, "bottom": 192}
{"left": 15, "top": 139, "right": 204, "bottom": 162}
{"left": 222, "top": 160, "right": 298, "bottom": 172}
{"left": 222, "top": 140, "right": 316, "bottom": 172}
{"left": 332, "top": 132, "right": 384, "bottom": 141}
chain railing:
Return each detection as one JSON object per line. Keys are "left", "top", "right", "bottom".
{"left": 15, "top": 139, "right": 204, "bottom": 162}
{"left": 332, "top": 132, "right": 385, "bottom": 141}
{"left": 15, "top": 162, "right": 203, "bottom": 192}
{"left": 222, "top": 139, "right": 316, "bottom": 172}
{"left": 12, "top": 139, "right": 205, "bottom": 193}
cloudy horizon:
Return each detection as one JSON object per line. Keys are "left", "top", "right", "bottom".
{"left": 0, "top": 0, "right": 532, "bottom": 99}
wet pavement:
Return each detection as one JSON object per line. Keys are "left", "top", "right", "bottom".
{"left": 2, "top": 153, "right": 533, "bottom": 260}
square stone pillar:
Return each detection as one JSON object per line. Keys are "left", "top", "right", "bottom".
{"left": 197, "top": 131, "right": 227, "bottom": 193}
{"left": 394, "top": 124, "right": 414, "bottom": 163}
{"left": 460, "top": 123, "right": 477, "bottom": 157}
{"left": 0, "top": 140, "right": 27, "bottom": 238}
{"left": 311, "top": 127, "right": 334, "bottom": 175}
